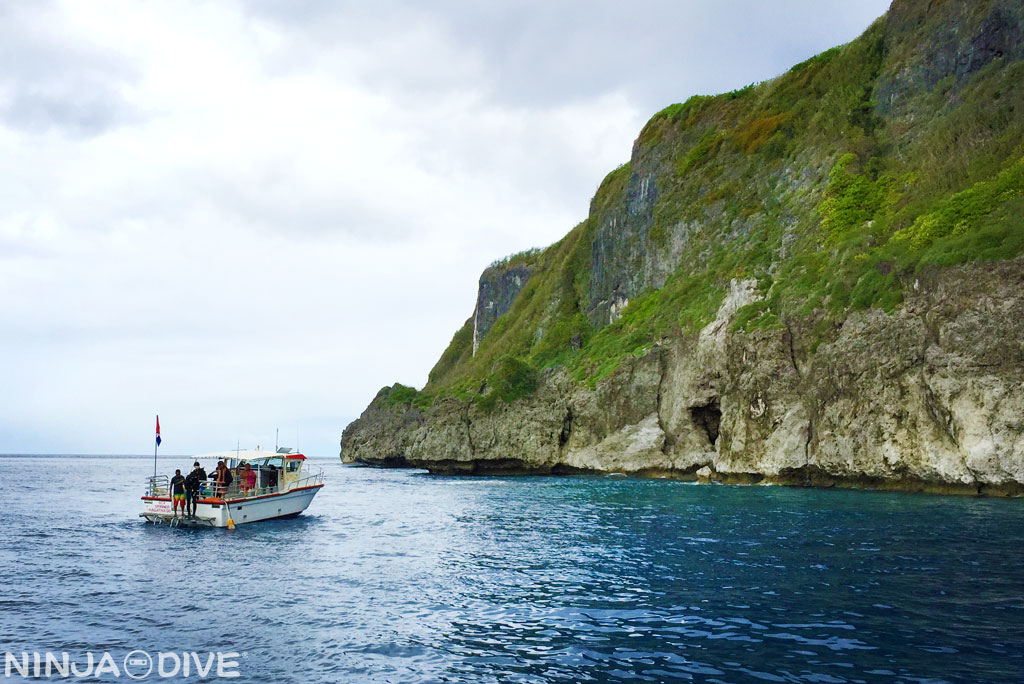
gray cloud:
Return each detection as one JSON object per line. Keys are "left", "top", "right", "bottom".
{"left": 246, "top": 0, "right": 892, "bottom": 114}
{"left": 198, "top": 164, "right": 420, "bottom": 242}
{"left": 0, "top": 82, "right": 139, "bottom": 137}
{"left": 0, "top": 2, "right": 142, "bottom": 136}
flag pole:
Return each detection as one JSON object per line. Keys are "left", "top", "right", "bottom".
{"left": 154, "top": 414, "right": 160, "bottom": 478}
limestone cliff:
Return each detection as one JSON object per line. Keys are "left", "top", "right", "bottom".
{"left": 473, "top": 261, "right": 533, "bottom": 355}
{"left": 342, "top": 0, "right": 1024, "bottom": 495}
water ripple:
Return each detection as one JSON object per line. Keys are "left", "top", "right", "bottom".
{"left": 0, "top": 457, "right": 1022, "bottom": 683}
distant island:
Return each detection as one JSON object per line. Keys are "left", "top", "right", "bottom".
{"left": 343, "top": 0, "right": 1024, "bottom": 496}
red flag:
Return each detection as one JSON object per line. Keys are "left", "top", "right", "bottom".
{"left": 156, "top": 415, "right": 162, "bottom": 447}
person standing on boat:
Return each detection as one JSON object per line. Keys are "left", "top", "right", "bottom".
{"left": 170, "top": 469, "right": 186, "bottom": 518}
{"left": 214, "top": 460, "right": 233, "bottom": 499}
{"left": 184, "top": 461, "right": 206, "bottom": 518}
{"left": 241, "top": 463, "right": 257, "bottom": 495}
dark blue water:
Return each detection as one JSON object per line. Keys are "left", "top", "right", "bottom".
{"left": 1, "top": 456, "right": 1022, "bottom": 683}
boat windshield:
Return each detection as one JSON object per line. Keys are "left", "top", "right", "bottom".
{"left": 247, "top": 457, "right": 284, "bottom": 469}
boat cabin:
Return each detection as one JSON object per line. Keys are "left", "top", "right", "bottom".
{"left": 223, "top": 453, "right": 308, "bottom": 493}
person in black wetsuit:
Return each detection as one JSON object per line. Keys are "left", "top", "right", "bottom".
{"left": 184, "top": 461, "right": 207, "bottom": 518}
{"left": 170, "top": 469, "right": 186, "bottom": 518}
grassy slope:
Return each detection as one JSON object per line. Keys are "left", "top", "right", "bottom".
{"left": 383, "top": 5, "right": 1024, "bottom": 410}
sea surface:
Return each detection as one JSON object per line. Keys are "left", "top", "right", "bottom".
{"left": 1, "top": 455, "right": 1022, "bottom": 683}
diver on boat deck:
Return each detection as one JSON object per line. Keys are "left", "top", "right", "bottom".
{"left": 184, "top": 461, "right": 206, "bottom": 518}
{"left": 170, "top": 469, "right": 186, "bottom": 517}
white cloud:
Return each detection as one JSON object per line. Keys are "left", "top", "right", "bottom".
{"left": 0, "top": 0, "right": 891, "bottom": 455}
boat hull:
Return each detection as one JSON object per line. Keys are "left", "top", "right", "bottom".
{"left": 141, "top": 485, "right": 323, "bottom": 528}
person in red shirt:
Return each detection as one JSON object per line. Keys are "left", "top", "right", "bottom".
{"left": 241, "top": 463, "right": 257, "bottom": 496}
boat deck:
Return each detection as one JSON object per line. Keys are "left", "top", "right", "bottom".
{"left": 140, "top": 512, "right": 218, "bottom": 528}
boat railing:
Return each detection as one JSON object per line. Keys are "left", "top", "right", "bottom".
{"left": 199, "top": 481, "right": 278, "bottom": 501}
{"left": 145, "top": 466, "right": 322, "bottom": 501}
{"left": 292, "top": 467, "right": 324, "bottom": 490}
{"left": 146, "top": 475, "right": 169, "bottom": 497}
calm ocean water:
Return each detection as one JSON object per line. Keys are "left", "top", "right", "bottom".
{"left": 1, "top": 455, "right": 1022, "bottom": 683}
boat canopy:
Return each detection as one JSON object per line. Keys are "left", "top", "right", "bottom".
{"left": 193, "top": 450, "right": 270, "bottom": 462}
{"left": 193, "top": 450, "right": 306, "bottom": 461}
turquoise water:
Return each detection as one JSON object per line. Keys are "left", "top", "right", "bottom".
{"left": 1, "top": 456, "right": 1022, "bottom": 683}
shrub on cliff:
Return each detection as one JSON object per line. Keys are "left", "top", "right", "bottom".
{"left": 382, "top": 383, "right": 434, "bottom": 410}
{"left": 475, "top": 356, "right": 538, "bottom": 412}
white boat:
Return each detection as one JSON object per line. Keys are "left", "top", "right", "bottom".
{"left": 140, "top": 449, "right": 324, "bottom": 528}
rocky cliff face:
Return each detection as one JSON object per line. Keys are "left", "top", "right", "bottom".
{"left": 344, "top": 258, "right": 1024, "bottom": 495}
{"left": 473, "top": 263, "right": 532, "bottom": 354}
{"left": 342, "top": 0, "right": 1024, "bottom": 495}
{"left": 877, "top": 0, "right": 1024, "bottom": 117}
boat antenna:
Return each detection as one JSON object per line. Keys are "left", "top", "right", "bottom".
{"left": 275, "top": 428, "right": 279, "bottom": 453}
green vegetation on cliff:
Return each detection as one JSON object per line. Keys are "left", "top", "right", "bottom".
{"left": 385, "top": 0, "right": 1024, "bottom": 410}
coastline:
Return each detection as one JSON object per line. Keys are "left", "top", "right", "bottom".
{"left": 344, "top": 458, "right": 1024, "bottom": 498}
{"left": 343, "top": 260, "right": 1024, "bottom": 499}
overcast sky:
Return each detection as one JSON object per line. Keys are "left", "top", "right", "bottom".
{"left": 0, "top": 0, "right": 891, "bottom": 456}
